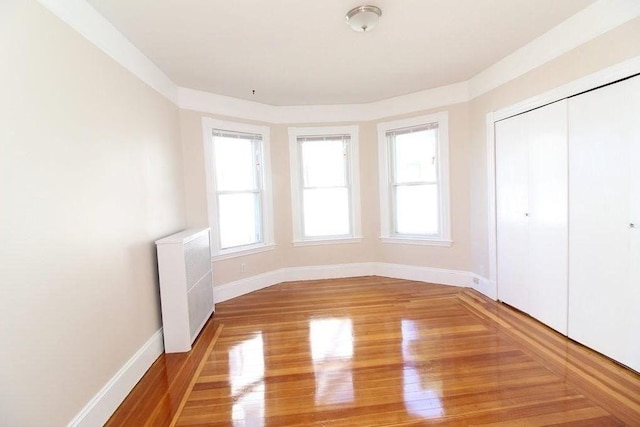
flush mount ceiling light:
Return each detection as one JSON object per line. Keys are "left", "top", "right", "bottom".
{"left": 345, "top": 5, "right": 382, "bottom": 32}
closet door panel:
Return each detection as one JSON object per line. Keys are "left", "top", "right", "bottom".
{"left": 624, "top": 76, "right": 640, "bottom": 372}
{"left": 629, "top": 224, "right": 640, "bottom": 372}
{"left": 496, "top": 115, "right": 530, "bottom": 312}
{"left": 526, "top": 100, "right": 568, "bottom": 334}
{"left": 632, "top": 227, "right": 640, "bottom": 372}
{"left": 568, "top": 76, "right": 638, "bottom": 369}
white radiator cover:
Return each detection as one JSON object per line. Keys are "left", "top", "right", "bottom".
{"left": 155, "top": 228, "right": 214, "bottom": 353}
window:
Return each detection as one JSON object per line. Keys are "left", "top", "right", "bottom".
{"left": 203, "top": 118, "right": 274, "bottom": 258}
{"left": 289, "top": 126, "right": 361, "bottom": 245}
{"left": 377, "top": 112, "right": 451, "bottom": 246}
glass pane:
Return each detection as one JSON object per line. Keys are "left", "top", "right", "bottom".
{"left": 303, "top": 188, "right": 350, "bottom": 237}
{"left": 393, "top": 129, "right": 438, "bottom": 183}
{"left": 301, "top": 139, "right": 346, "bottom": 188}
{"left": 394, "top": 184, "right": 439, "bottom": 235}
{"left": 214, "top": 136, "right": 257, "bottom": 191}
{"left": 218, "top": 193, "right": 260, "bottom": 248}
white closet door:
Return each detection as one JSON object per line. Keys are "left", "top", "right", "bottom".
{"left": 568, "top": 75, "right": 640, "bottom": 371}
{"left": 629, "top": 84, "right": 640, "bottom": 371}
{"left": 496, "top": 114, "right": 530, "bottom": 312}
{"left": 526, "top": 100, "right": 568, "bottom": 334}
{"left": 496, "top": 101, "right": 568, "bottom": 334}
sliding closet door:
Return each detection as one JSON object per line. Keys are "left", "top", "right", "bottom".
{"left": 496, "top": 114, "right": 530, "bottom": 312}
{"left": 526, "top": 101, "right": 568, "bottom": 334}
{"left": 496, "top": 100, "right": 568, "bottom": 334}
{"left": 569, "top": 75, "right": 640, "bottom": 371}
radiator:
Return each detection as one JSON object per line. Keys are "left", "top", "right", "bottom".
{"left": 155, "top": 228, "right": 214, "bottom": 353}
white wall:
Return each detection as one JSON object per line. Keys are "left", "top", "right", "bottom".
{"left": 0, "top": 1, "right": 185, "bottom": 425}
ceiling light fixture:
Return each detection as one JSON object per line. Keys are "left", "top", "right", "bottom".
{"left": 345, "top": 5, "right": 382, "bottom": 32}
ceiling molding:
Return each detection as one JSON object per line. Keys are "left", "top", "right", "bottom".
{"left": 469, "top": 0, "right": 640, "bottom": 98}
{"left": 37, "top": 0, "right": 639, "bottom": 123}
{"left": 35, "top": 0, "right": 178, "bottom": 104}
{"left": 178, "top": 82, "right": 469, "bottom": 124}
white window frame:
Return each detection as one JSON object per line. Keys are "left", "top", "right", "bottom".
{"left": 288, "top": 125, "right": 362, "bottom": 246}
{"left": 377, "top": 112, "right": 451, "bottom": 246}
{"left": 202, "top": 117, "right": 275, "bottom": 259}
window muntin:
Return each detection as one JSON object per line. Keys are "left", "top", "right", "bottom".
{"left": 289, "top": 126, "right": 361, "bottom": 244}
{"left": 378, "top": 113, "right": 451, "bottom": 245}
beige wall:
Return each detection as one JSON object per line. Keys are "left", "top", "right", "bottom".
{"left": 181, "top": 110, "right": 376, "bottom": 284}
{"left": 468, "top": 17, "right": 640, "bottom": 278}
{"left": 180, "top": 102, "right": 472, "bottom": 286}
{"left": 0, "top": 1, "right": 185, "bottom": 425}
{"left": 182, "top": 16, "right": 640, "bottom": 288}
{"left": 3, "top": 2, "right": 638, "bottom": 424}
{"left": 374, "top": 104, "right": 471, "bottom": 270}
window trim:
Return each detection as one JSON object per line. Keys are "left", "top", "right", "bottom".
{"left": 377, "top": 112, "right": 452, "bottom": 246}
{"left": 288, "top": 125, "right": 361, "bottom": 245}
{"left": 202, "top": 117, "right": 275, "bottom": 258}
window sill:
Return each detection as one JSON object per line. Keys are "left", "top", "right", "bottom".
{"left": 379, "top": 236, "right": 452, "bottom": 247}
{"left": 213, "top": 243, "right": 276, "bottom": 261}
{"left": 292, "top": 236, "right": 363, "bottom": 247}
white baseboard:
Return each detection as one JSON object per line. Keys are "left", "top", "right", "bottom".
{"left": 471, "top": 275, "right": 497, "bottom": 300}
{"left": 283, "top": 262, "right": 376, "bottom": 282}
{"left": 214, "top": 262, "right": 377, "bottom": 303}
{"left": 67, "top": 329, "right": 164, "bottom": 427}
{"left": 214, "top": 262, "right": 480, "bottom": 303}
{"left": 71, "top": 263, "right": 493, "bottom": 426}
{"left": 374, "top": 263, "right": 472, "bottom": 287}
{"left": 213, "top": 269, "right": 284, "bottom": 303}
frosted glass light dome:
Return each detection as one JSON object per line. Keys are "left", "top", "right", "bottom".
{"left": 345, "top": 5, "right": 382, "bottom": 32}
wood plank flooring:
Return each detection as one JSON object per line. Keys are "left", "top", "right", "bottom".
{"left": 107, "top": 277, "right": 640, "bottom": 426}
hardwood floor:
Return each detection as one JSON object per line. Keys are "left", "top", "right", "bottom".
{"left": 107, "top": 277, "right": 640, "bottom": 426}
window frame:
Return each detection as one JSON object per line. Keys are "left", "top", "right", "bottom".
{"left": 288, "top": 125, "right": 362, "bottom": 246}
{"left": 377, "top": 112, "right": 452, "bottom": 246}
{"left": 202, "top": 117, "right": 275, "bottom": 259}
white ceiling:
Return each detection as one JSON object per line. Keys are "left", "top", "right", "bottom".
{"left": 87, "top": 0, "right": 595, "bottom": 106}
